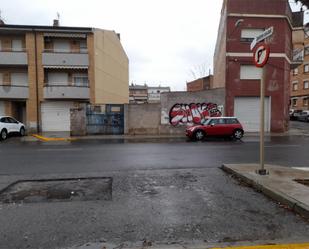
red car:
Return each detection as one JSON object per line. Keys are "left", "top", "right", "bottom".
{"left": 186, "top": 117, "right": 244, "bottom": 141}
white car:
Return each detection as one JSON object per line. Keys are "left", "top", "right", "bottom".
{"left": 0, "top": 116, "right": 26, "bottom": 140}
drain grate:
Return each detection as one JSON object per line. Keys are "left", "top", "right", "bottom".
{"left": 0, "top": 177, "right": 112, "bottom": 203}
{"left": 294, "top": 179, "right": 309, "bottom": 187}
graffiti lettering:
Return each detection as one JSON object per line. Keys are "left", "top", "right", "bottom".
{"left": 169, "top": 103, "right": 222, "bottom": 126}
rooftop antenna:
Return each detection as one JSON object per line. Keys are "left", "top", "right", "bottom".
{"left": 53, "top": 12, "right": 60, "bottom": 26}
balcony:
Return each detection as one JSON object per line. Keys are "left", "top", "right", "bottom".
{"left": 0, "top": 51, "right": 28, "bottom": 65}
{"left": 0, "top": 85, "right": 29, "bottom": 99}
{"left": 291, "top": 48, "right": 304, "bottom": 70}
{"left": 42, "top": 50, "right": 89, "bottom": 67}
{"left": 44, "top": 84, "right": 90, "bottom": 99}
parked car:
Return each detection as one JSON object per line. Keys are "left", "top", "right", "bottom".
{"left": 297, "top": 110, "right": 309, "bottom": 122}
{"left": 290, "top": 109, "right": 303, "bottom": 120}
{"left": 186, "top": 117, "right": 244, "bottom": 141}
{"left": 0, "top": 116, "right": 26, "bottom": 140}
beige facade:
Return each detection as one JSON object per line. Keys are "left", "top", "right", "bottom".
{"left": 93, "top": 30, "right": 129, "bottom": 104}
{"left": 0, "top": 23, "right": 129, "bottom": 132}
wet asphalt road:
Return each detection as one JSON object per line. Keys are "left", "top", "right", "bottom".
{"left": 0, "top": 134, "right": 308, "bottom": 248}
{"left": 0, "top": 135, "right": 309, "bottom": 175}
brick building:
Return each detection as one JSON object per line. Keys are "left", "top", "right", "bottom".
{"left": 0, "top": 21, "right": 128, "bottom": 132}
{"left": 213, "top": 0, "right": 303, "bottom": 132}
{"left": 186, "top": 75, "right": 213, "bottom": 92}
{"left": 290, "top": 23, "right": 309, "bottom": 111}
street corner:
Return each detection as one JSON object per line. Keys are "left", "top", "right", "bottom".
{"left": 210, "top": 243, "right": 309, "bottom": 249}
{"left": 220, "top": 164, "right": 309, "bottom": 219}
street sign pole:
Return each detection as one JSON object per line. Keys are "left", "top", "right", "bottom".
{"left": 258, "top": 68, "right": 267, "bottom": 175}
{"left": 252, "top": 43, "right": 270, "bottom": 175}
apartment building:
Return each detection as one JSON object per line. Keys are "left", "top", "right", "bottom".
{"left": 129, "top": 84, "right": 170, "bottom": 104}
{"left": 147, "top": 86, "right": 170, "bottom": 103}
{"left": 291, "top": 24, "right": 309, "bottom": 110}
{"left": 129, "top": 84, "right": 148, "bottom": 104}
{"left": 0, "top": 21, "right": 128, "bottom": 132}
{"left": 213, "top": 0, "right": 303, "bottom": 132}
{"left": 186, "top": 75, "right": 213, "bottom": 92}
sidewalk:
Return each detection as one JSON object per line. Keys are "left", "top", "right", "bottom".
{"left": 21, "top": 129, "right": 309, "bottom": 142}
{"left": 221, "top": 164, "right": 309, "bottom": 219}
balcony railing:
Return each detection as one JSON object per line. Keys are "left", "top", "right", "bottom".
{"left": 44, "top": 83, "right": 90, "bottom": 99}
{"left": 0, "top": 85, "right": 29, "bottom": 99}
{"left": 0, "top": 50, "right": 28, "bottom": 65}
{"left": 42, "top": 51, "right": 89, "bottom": 67}
{"left": 43, "top": 49, "right": 88, "bottom": 54}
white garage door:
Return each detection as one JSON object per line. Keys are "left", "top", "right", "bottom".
{"left": 41, "top": 102, "right": 74, "bottom": 132}
{"left": 0, "top": 101, "right": 5, "bottom": 116}
{"left": 234, "top": 97, "right": 271, "bottom": 132}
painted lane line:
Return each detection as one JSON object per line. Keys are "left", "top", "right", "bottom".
{"left": 36, "top": 148, "right": 83, "bottom": 152}
{"left": 264, "top": 145, "right": 301, "bottom": 148}
{"left": 293, "top": 167, "right": 309, "bottom": 171}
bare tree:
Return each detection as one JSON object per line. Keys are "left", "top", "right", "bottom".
{"left": 188, "top": 62, "right": 212, "bottom": 81}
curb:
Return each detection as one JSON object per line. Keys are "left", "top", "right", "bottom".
{"left": 220, "top": 164, "right": 309, "bottom": 219}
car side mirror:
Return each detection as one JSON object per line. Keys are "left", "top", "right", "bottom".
{"left": 211, "top": 123, "right": 215, "bottom": 127}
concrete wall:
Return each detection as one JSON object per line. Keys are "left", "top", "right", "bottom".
{"left": 70, "top": 106, "right": 87, "bottom": 136}
{"left": 93, "top": 29, "right": 129, "bottom": 104}
{"left": 161, "top": 88, "right": 225, "bottom": 125}
{"left": 126, "top": 103, "right": 161, "bottom": 135}
{"left": 125, "top": 88, "right": 225, "bottom": 135}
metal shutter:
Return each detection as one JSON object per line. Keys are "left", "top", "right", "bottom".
{"left": 41, "top": 101, "right": 74, "bottom": 132}
{"left": 234, "top": 97, "right": 271, "bottom": 132}
{"left": 0, "top": 101, "right": 5, "bottom": 116}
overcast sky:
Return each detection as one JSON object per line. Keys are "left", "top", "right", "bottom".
{"left": 0, "top": 0, "right": 305, "bottom": 91}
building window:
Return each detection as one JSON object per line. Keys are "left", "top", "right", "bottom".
{"left": 305, "top": 46, "right": 309, "bottom": 56}
{"left": 73, "top": 73, "right": 88, "bottom": 87}
{"left": 292, "top": 99, "right": 297, "bottom": 107}
{"left": 53, "top": 40, "right": 70, "bottom": 53}
{"left": 304, "top": 81, "right": 309, "bottom": 89}
{"left": 293, "top": 82, "right": 298, "bottom": 91}
{"left": 303, "top": 98, "right": 309, "bottom": 107}
{"left": 80, "top": 40, "right": 87, "bottom": 53}
{"left": 304, "top": 64, "right": 309, "bottom": 73}
{"left": 12, "top": 39, "right": 23, "bottom": 52}
{"left": 293, "top": 68, "right": 299, "bottom": 75}
{"left": 240, "top": 65, "right": 262, "bottom": 80}
{"left": 240, "top": 29, "right": 264, "bottom": 42}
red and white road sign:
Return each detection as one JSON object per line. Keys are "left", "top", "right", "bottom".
{"left": 253, "top": 44, "right": 270, "bottom": 68}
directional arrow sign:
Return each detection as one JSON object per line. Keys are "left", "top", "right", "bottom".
{"left": 250, "top": 26, "right": 273, "bottom": 50}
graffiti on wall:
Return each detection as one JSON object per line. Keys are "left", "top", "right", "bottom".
{"left": 169, "top": 103, "right": 222, "bottom": 126}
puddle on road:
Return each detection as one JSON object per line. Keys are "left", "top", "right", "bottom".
{"left": 0, "top": 177, "right": 112, "bottom": 203}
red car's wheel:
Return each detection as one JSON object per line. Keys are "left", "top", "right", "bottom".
{"left": 194, "top": 130, "right": 205, "bottom": 141}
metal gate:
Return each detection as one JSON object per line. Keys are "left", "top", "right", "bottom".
{"left": 86, "top": 104, "right": 124, "bottom": 135}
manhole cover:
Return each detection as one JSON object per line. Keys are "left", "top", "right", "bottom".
{"left": 294, "top": 179, "right": 309, "bottom": 187}
{"left": 0, "top": 177, "right": 112, "bottom": 203}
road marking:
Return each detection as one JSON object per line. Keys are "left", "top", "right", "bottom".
{"left": 32, "top": 134, "right": 77, "bottom": 142}
{"left": 36, "top": 148, "right": 83, "bottom": 152}
{"left": 211, "top": 243, "right": 309, "bottom": 249}
{"left": 293, "top": 167, "right": 309, "bottom": 171}
{"left": 264, "top": 145, "right": 301, "bottom": 148}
